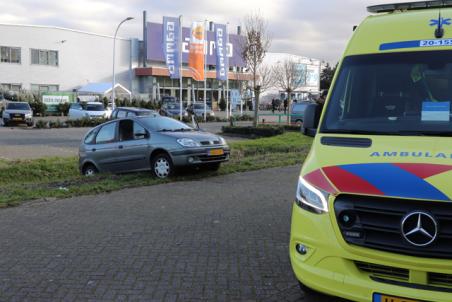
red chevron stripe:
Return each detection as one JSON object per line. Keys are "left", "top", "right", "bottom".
{"left": 322, "top": 166, "right": 384, "bottom": 196}
{"left": 304, "top": 169, "right": 337, "bottom": 194}
{"left": 394, "top": 163, "right": 452, "bottom": 179}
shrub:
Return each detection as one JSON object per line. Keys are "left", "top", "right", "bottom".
{"left": 29, "top": 101, "right": 47, "bottom": 116}
{"left": 219, "top": 98, "right": 226, "bottom": 111}
{"left": 222, "top": 125, "right": 285, "bottom": 138}
{"left": 35, "top": 120, "right": 48, "bottom": 129}
{"left": 57, "top": 103, "right": 71, "bottom": 116}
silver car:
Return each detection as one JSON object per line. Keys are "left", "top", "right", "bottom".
{"left": 79, "top": 116, "right": 230, "bottom": 178}
{"left": 1, "top": 101, "right": 34, "bottom": 126}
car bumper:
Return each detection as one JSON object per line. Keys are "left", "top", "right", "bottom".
{"left": 170, "top": 146, "right": 230, "bottom": 166}
{"left": 3, "top": 117, "right": 33, "bottom": 123}
{"left": 290, "top": 202, "right": 452, "bottom": 302}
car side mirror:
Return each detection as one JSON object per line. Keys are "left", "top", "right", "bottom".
{"left": 302, "top": 103, "right": 322, "bottom": 137}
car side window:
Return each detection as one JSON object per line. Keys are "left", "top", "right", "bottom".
{"left": 127, "top": 111, "right": 136, "bottom": 117}
{"left": 95, "top": 122, "right": 117, "bottom": 144}
{"left": 117, "top": 110, "right": 127, "bottom": 118}
{"left": 133, "top": 122, "right": 147, "bottom": 140}
{"left": 84, "top": 128, "right": 98, "bottom": 145}
{"left": 71, "top": 103, "right": 82, "bottom": 110}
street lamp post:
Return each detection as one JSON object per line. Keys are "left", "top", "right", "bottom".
{"left": 112, "top": 17, "right": 134, "bottom": 109}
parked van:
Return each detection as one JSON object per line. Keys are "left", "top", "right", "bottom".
{"left": 291, "top": 2, "right": 452, "bottom": 302}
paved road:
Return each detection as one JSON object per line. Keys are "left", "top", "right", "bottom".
{"left": 0, "top": 122, "right": 250, "bottom": 160}
{"left": 0, "top": 166, "right": 318, "bottom": 302}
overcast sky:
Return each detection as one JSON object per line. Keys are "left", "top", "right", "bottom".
{"left": 1, "top": 0, "right": 415, "bottom": 64}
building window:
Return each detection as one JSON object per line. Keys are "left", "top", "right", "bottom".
{"left": 1, "top": 83, "right": 22, "bottom": 91}
{"left": 30, "top": 49, "right": 58, "bottom": 66}
{"left": 0, "top": 46, "right": 21, "bottom": 64}
{"left": 30, "top": 84, "right": 59, "bottom": 92}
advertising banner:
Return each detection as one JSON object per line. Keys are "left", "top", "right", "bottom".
{"left": 215, "top": 24, "right": 229, "bottom": 81}
{"left": 188, "top": 21, "right": 205, "bottom": 81}
{"left": 42, "top": 92, "right": 75, "bottom": 113}
{"left": 147, "top": 22, "right": 245, "bottom": 67}
{"left": 163, "top": 16, "right": 181, "bottom": 79}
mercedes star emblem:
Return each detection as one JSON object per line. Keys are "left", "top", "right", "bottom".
{"left": 401, "top": 211, "right": 438, "bottom": 247}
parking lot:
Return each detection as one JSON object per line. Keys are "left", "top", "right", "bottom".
{"left": 0, "top": 121, "right": 251, "bottom": 160}
{"left": 0, "top": 166, "right": 325, "bottom": 302}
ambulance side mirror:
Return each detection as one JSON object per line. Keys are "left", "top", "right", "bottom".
{"left": 302, "top": 103, "right": 322, "bottom": 137}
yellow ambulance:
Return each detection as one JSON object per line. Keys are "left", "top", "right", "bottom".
{"left": 290, "top": 1, "right": 452, "bottom": 301}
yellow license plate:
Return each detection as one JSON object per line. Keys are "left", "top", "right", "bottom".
{"left": 208, "top": 149, "right": 224, "bottom": 156}
{"left": 12, "top": 117, "right": 22, "bottom": 121}
{"left": 373, "top": 293, "right": 420, "bottom": 302}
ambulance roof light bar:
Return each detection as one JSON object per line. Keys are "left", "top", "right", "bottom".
{"left": 368, "top": 0, "right": 452, "bottom": 13}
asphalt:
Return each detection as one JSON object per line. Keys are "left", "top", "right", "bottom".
{"left": 0, "top": 165, "right": 340, "bottom": 302}
{"left": 0, "top": 122, "right": 250, "bottom": 160}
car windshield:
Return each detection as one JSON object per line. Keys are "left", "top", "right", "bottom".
{"left": 85, "top": 104, "right": 105, "bottom": 111}
{"left": 166, "top": 103, "right": 180, "bottom": 110}
{"left": 322, "top": 50, "right": 452, "bottom": 136}
{"left": 137, "top": 110, "right": 153, "bottom": 116}
{"left": 140, "top": 117, "right": 193, "bottom": 132}
{"left": 193, "top": 104, "right": 211, "bottom": 110}
{"left": 6, "top": 103, "right": 30, "bottom": 110}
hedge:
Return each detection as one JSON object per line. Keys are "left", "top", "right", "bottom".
{"left": 222, "top": 125, "right": 285, "bottom": 138}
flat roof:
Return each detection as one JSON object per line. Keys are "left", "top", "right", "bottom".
{"left": 0, "top": 23, "right": 132, "bottom": 41}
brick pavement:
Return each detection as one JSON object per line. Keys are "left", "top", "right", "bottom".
{"left": 0, "top": 166, "right": 339, "bottom": 301}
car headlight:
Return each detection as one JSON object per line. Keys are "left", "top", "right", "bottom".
{"left": 25, "top": 113, "right": 32, "bottom": 118}
{"left": 177, "top": 138, "right": 201, "bottom": 147}
{"left": 218, "top": 136, "right": 227, "bottom": 145}
{"left": 295, "top": 176, "right": 329, "bottom": 213}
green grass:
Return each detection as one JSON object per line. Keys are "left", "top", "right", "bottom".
{"left": 0, "top": 133, "right": 313, "bottom": 207}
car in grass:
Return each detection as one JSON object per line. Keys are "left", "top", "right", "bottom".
{"left": 79, "top": 115, "right": 229, "bottom": 178}
{"left": 1, "top": 101, "right": 34, "bottom": 126}
{"left": 69, "top": 102, "right": 112, "bottom": 119}
{"left": 110, "top": 107, "right": 158, "bottom": 119}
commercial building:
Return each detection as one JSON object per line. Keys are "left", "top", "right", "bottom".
{"left": 261, "top": 52, "right": 322, "bottom": 104}
{"left": 0, "top": 23, "right": 134, "bottom": 93}
{"left": 0, "top": 17, "right": 321, "bottom": 109}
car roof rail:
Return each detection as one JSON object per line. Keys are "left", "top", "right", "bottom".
{"left": 367, "top": 1, "right": 452, "bottom": 13}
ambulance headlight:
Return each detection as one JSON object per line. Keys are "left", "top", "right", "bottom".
{"left": 295, "top": 176, "right": 329, "bottom": 213}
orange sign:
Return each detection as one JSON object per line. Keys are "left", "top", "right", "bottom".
{"left": 188, "top": 21, "right": 205, "bottom": 81}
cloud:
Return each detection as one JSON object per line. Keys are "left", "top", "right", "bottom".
{"left": 0, "top": 0, "right": 421, "bottom": 63}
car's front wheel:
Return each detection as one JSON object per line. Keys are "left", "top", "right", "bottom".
{"left": 2, "top": 119, "right": 8, "bottom": 127}
{"left": 151, "top": 153, "right": 173, "bottom": 178}
{"left": 82, "top": 163, "right": 98, "bottom": 176}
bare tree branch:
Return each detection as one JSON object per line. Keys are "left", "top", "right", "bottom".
{"left": 240, "top": 12, "right": 272, "bottom": 126}
{"left": 272, "top": 58, "right": 306, "bottom": 122}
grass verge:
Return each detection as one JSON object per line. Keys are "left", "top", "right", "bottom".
{"left": 0, "top": 133, "right": 313, "bottom": 207}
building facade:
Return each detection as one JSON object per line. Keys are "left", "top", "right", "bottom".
{"left": 0, "top": 20, "right": 321, "bottom": 109}
{"left": 0, "top": 23, "right": 134, "bottom": 93}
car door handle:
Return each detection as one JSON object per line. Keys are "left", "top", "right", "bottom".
{"left": 91, "top": 148, "right": 96, "bottom": 152}
{"left": 118, "top": 145, "right": 123, "bottom": 149}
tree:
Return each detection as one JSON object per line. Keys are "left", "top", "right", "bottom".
{"left": 240, "top": 12, "right": 271, "bottom": 127}
{"left": 272, "top": 58, "right": 305, "bottom": 123}
{"left": 320, "top": 62, "right": 338, "bottom": 90}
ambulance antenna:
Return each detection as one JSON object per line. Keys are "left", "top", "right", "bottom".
{"left": 435, "top": 11, "right": 444, "bottom": 38}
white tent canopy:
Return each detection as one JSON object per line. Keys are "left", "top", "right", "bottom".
{"left": 77, "top": 82, "right": 131, "bottom": 100}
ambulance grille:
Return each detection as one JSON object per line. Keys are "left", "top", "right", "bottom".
{"left": 334, "top": 195, "right": 452, "bottom": 259}
{"left": 355, "top": 261, "right": 409, "bottom": 281}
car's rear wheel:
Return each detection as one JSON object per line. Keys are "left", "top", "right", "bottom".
{"left": 2, "top": 119, "right": 8, "bottom": 127}
{"left": 82, "top": 163, "right": 98, "bottom": 176}
{"left": 151, "top": 153, "right": 173, "bottom": 178}
{"left": 295, "top": 119, "right": 303, "bottom": 127}
{"left": 299, "top": 282, "right": 335, "bottom": 301}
